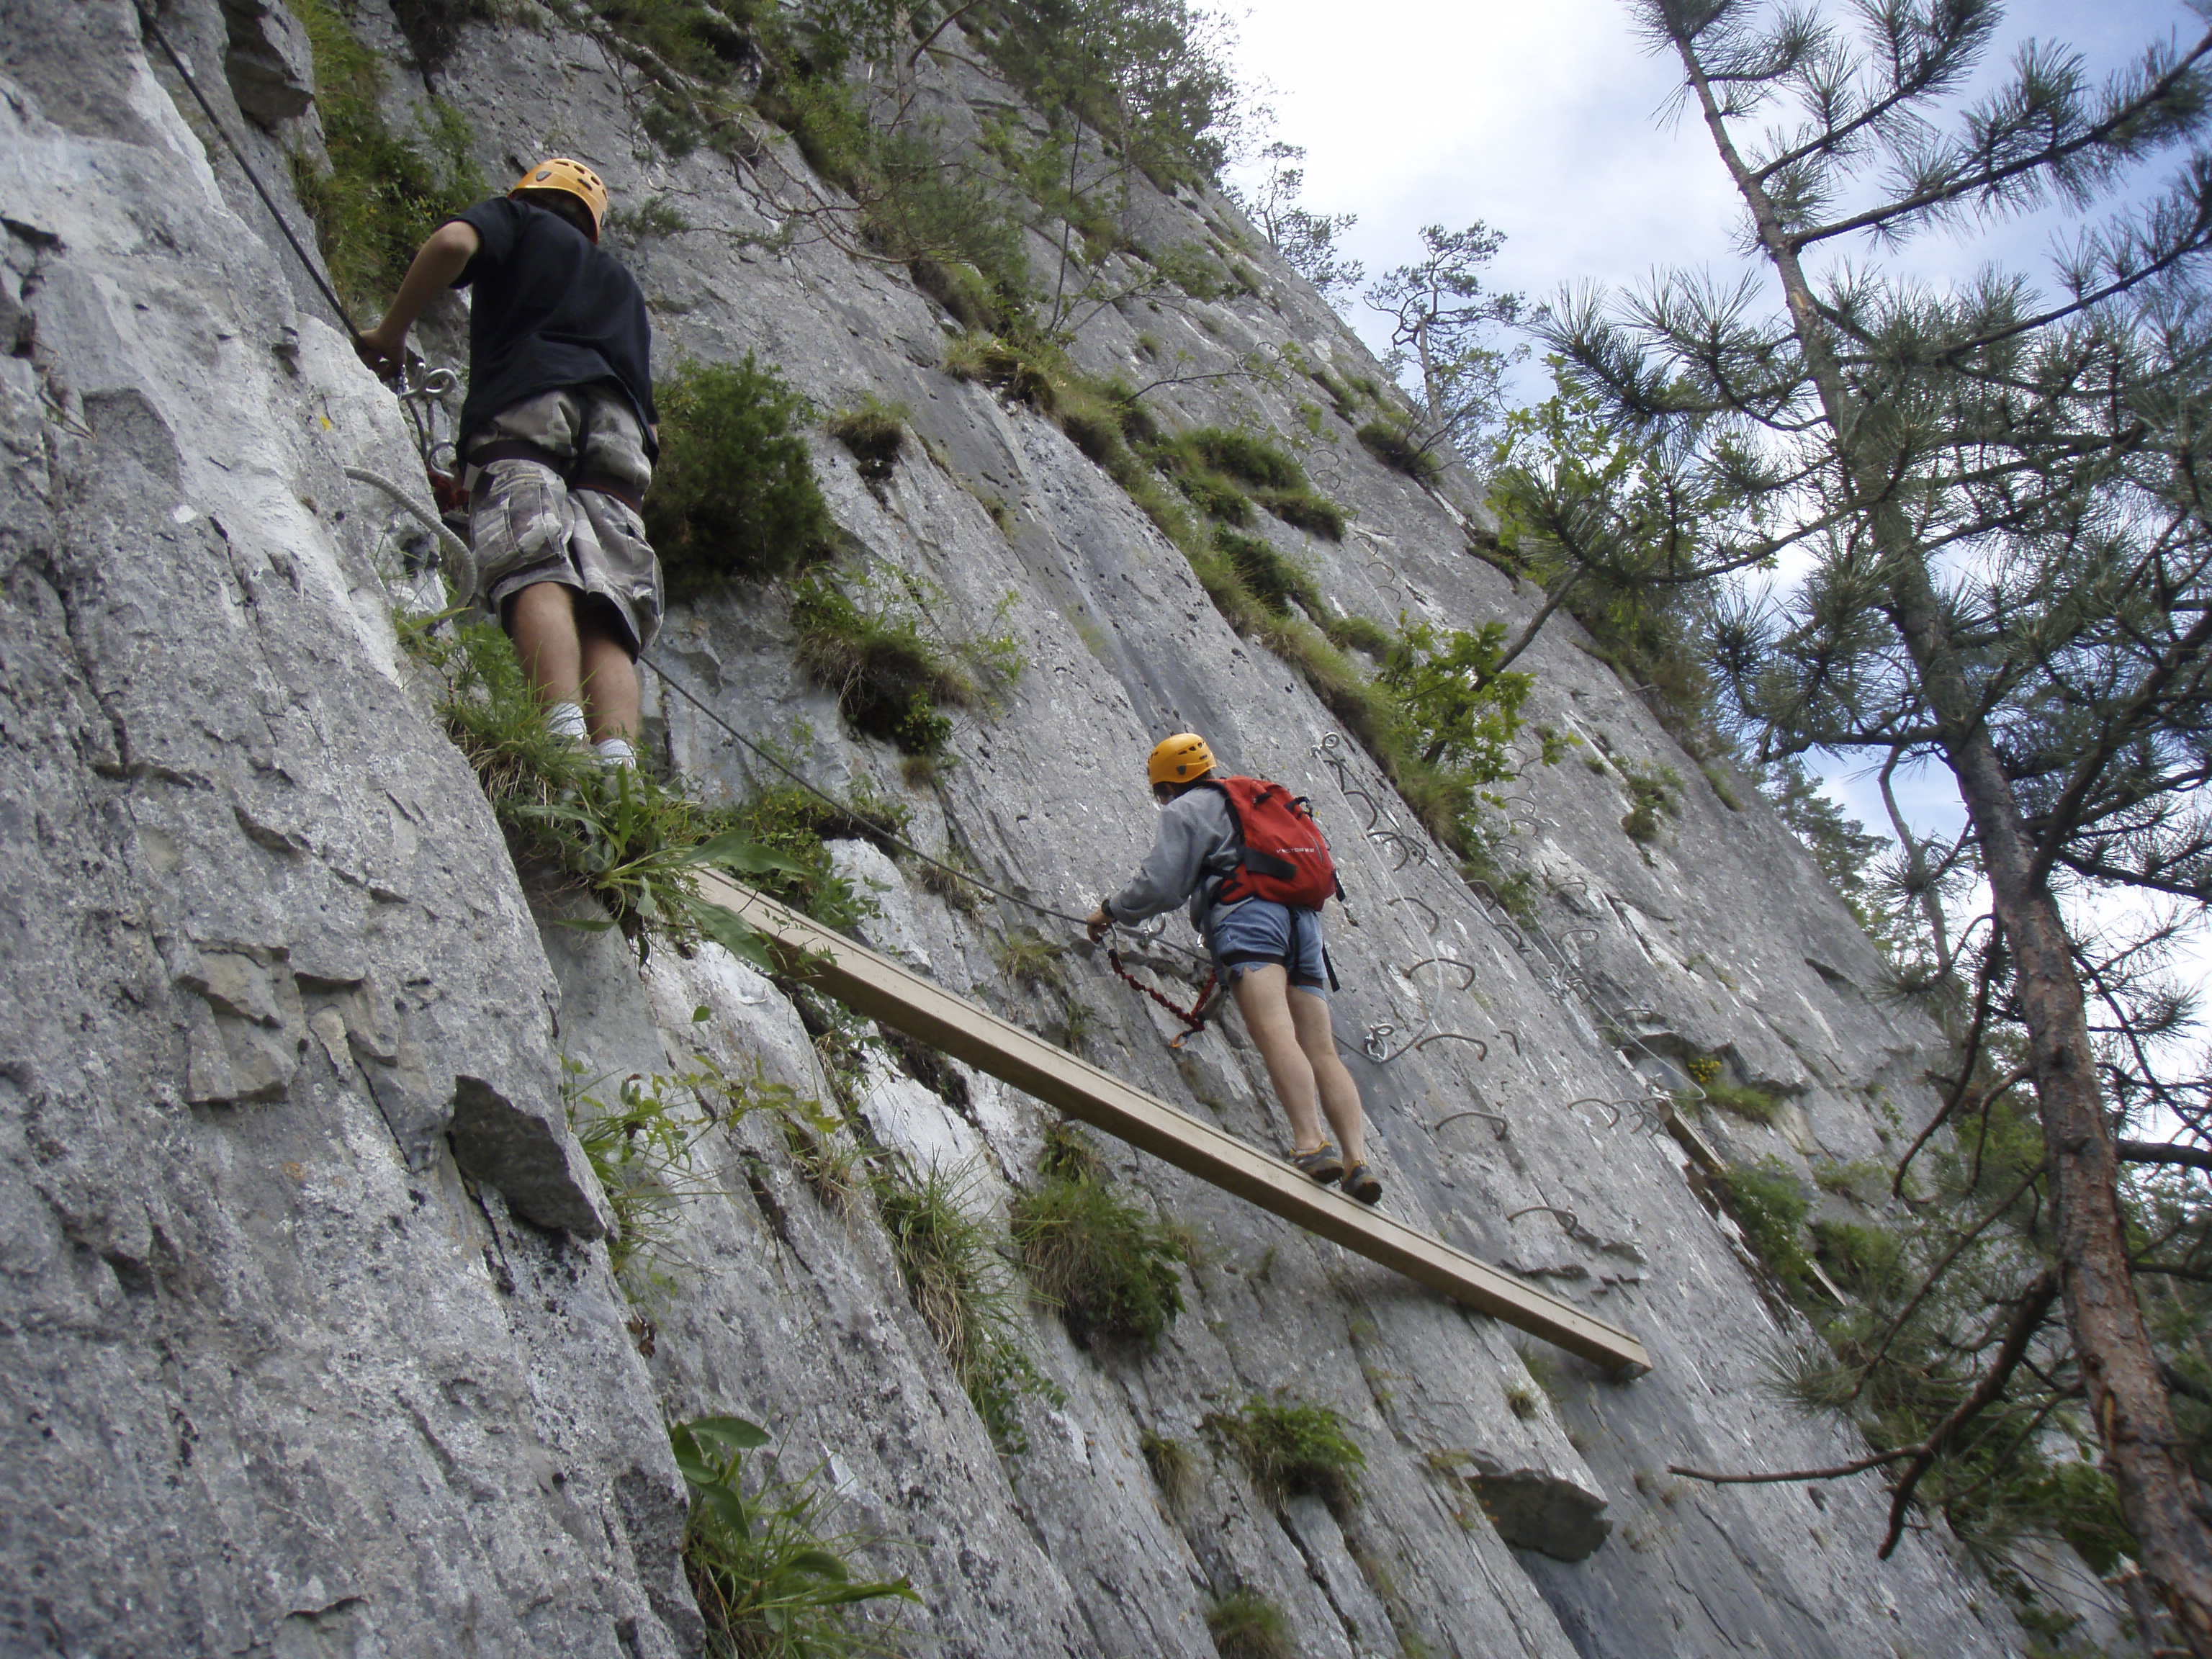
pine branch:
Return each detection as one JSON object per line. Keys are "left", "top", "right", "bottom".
{"left": 2118, "top": 1141, "right": 2212, "bottom": 1174}
{"left": 1877, "top": 1270, "right": 2062, "bottom": 1558}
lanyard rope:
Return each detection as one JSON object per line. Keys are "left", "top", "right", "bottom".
{"left": 1107, "top": 950, "right": 1218, "bottom": 1048}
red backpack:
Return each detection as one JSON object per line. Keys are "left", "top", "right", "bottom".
{"left": 1202, "top": 776, "right": 1341, "bottom": 909}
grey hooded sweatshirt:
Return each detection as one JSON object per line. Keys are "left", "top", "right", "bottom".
{"left": 1101, "top": 785, "right": 1243, "bottom": 934}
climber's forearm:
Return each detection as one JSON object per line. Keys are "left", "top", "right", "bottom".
{"left": 356, "top": 221, "right": 480, "bottom": 369}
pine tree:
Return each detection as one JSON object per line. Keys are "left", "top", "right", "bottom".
{"left": 1549, "top": 2, "right": 2212, "bottom": 1645}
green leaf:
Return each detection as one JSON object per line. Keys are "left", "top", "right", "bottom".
{"left": 697, "top": 1483, "right": 751, "bottom": 1533}
{"left": 814, "top": 1576, "right": 921, "bottom": 1606}
{"left": 671, "top": 1450, "right": 718, "bottom": 1491}
{"left": 681, "top": 895, "right": 782, "bottom": 973}
{"left": 784, "top": 1547, "right": 851, "bottom": 1581}
{"left": 684, "top": 832, "right": 811, "bottom": 876}
{"left": 688, "top": 1414, "right": 773, "bottom": 1451}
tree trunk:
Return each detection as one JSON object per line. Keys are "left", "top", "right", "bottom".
{"left": 1491, "top": 566, "right": 1584, "bottom": 678}
{"left": 1671, "top": 33, "right": 2212, "bottom": 1651}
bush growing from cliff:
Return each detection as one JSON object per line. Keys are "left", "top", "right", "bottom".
{"left": 1687, "top": 1079, "right": 1783, "bottom": 1125}
{"left": 1377, "top": 621, "right": 1543, "bottom": 778}
{"left": 647, "top": 356, "right": 835, "bottom": 592}
{"left": 1205, "top": 1396, "right": 1364, "bottom": 1516}
{"left": 287, "top": 0, "right": 485, "bottom": 318}
{"left": 872, "top": 1158, "right": 1056, "bottom": 1449}
{"left": 827, "top": 396, "right": 908, "bottom": 484}
{"left": 1356, "top": 418, "right": 1443, "bottom": 486}
{"left": 1715, "top": 1158, "right": 1812, "bottom": 1291}
{"left": 1204, "top": 1591, "right": 1292, "bottom": 1659}
{"left": 1213, "top": 530, "right": 1321, "bottom": 621}
{"left": 1617, "top": 761, "right": 1682, "bottom": 845}
{"left": 670, "top": 1415, "right": 918, "bottom": 1657}
{"left": 789, "top": 567, "right": 1022, "bottom": 757}
{"left": 1154, "top": 426, "right": 1346, "bottom": 541}
{"left": 1011, "top": 1125, "right": 1186, "bottom": 1349}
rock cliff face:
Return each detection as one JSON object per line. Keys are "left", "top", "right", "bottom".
{"left": 0, "top": 3, "right": 2105, "bottom": 1655}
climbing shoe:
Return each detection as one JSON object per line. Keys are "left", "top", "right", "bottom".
{"left": 1292, "top": 1143, "right": 1344, "bottom": 1184}
{"left": 1341, "top": 1162, "right": 1382, "bottom": 1205}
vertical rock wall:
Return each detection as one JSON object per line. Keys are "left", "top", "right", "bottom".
{"left": 0, "top": 2, "right": 2112, "bottom": 1655}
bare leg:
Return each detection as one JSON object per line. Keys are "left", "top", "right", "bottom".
{"left": 1231, "top": 966, "right": 1336, "bottom": 1156}
{"left": 577, "top": 616, "right": 640, "bottom": 742}
{"left": 1290, "top": 987, "right": 1367, "bottom": 1165}
{"left": 509, "top": 582, "right": 640, "bottom": 742}
{"left": 508, "top": 580, "right": 584, "bottom": 709}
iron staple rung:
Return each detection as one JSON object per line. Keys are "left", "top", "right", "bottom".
{"left": 698, "top": 876, "right": 1653, "bottom": 1377}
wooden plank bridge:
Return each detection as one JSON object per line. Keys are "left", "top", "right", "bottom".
{"left": 701, "top": 876, "right": 1653, "bottom": 1378}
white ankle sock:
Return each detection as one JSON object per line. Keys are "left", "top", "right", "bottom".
{"left": 594, "top": 737, "right": 637, "bottom": 769}
{"left": 547, "top": 701, "right": 590, "bottom": 743}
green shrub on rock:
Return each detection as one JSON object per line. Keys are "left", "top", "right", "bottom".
{"left": 828, "top": 395, "right": 908, "bottom": 484}
{"left": 646, "top": 356, "right": 834, "bottom": 592}
{"left": 1012, "top": 1126, "right": 1186, "bottom": 1349}
{"left": 1357, "top": 419, "right": 1443, "bottom": 485}
{"left": 287, "top": 0, "right": 483, "bottom": 317}
{"left": 1205, "top": 1395, "right": 1365, "bottom": 1515}
{"left": 1205, "top": 1591, "right": 1292, "bottom": 1659}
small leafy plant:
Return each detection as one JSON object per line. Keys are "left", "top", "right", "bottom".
{"left": 1205, "top": 1395, "right": 1365, "bottom": 1515}
{"left": 565, "top": 1059, "right": 723, "bottom": 1286}
{"left": 669, "top": 1416, "right": 917, "bottom": 1657}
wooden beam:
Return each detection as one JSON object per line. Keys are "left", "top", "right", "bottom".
{"left": 701, "top": 876, "right": 1653, "bottom": 1378}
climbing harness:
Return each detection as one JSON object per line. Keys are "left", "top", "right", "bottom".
{"left": 1107, "top": 950, "right": 1217, "bottom": 1048}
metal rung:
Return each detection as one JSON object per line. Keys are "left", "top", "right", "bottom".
{"left": 699, "top": 877, "right": 1653, "bottom": 1379}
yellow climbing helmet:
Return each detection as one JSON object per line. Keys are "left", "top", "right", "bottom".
{"left": 1147, "top": 733, "right": 1215, "bottom": 787}
{"left": 510, "top": 157, "right": 609, "bottom": 240}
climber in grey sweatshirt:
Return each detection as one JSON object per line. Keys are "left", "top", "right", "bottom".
{"left": 1086, "top": 734, "right": 1382, "bottom": 1205}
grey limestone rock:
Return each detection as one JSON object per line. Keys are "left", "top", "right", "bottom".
{"left": 0, "top": 0, "right": 2131, "bottom": 1654}
{"left": 218, "top": 0, "right": 315, "bottom": 126}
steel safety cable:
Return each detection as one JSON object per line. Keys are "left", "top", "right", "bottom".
{"left": 142, "top": 14, "right": 364, "bottom": 341}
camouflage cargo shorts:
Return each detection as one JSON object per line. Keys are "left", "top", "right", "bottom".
{"left": 464, "top": 382, "right": 662, "bottom": 654}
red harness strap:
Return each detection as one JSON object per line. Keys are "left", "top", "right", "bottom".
{"left": 1107, "top": 948, "right": 1219, "bottom": 1048}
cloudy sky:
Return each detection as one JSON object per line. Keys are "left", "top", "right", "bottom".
{"left": 1229, "top": 0, "right": 2193, "bottom": 349}
{"left": 1226, "top": 0, "right": 2208, "bottom": 968}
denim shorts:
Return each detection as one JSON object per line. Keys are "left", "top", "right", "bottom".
{"left": 1205, "top": 899, "right": 1328, "bottom": 996}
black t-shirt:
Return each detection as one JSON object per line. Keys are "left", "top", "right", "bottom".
{"left": 448, "top": 197, "right": 658, "bottom": 458}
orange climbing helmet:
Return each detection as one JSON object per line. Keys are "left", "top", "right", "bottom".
{"left": 1148, "top": 733, "right": 1215, "bottom": 787}
{"left": 510, "top": 157, "right": 609, "bottom": 240}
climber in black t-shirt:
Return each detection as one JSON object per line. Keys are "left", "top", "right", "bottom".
{"left": 356, "top": 158, "right": 662, "bottom": 769}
